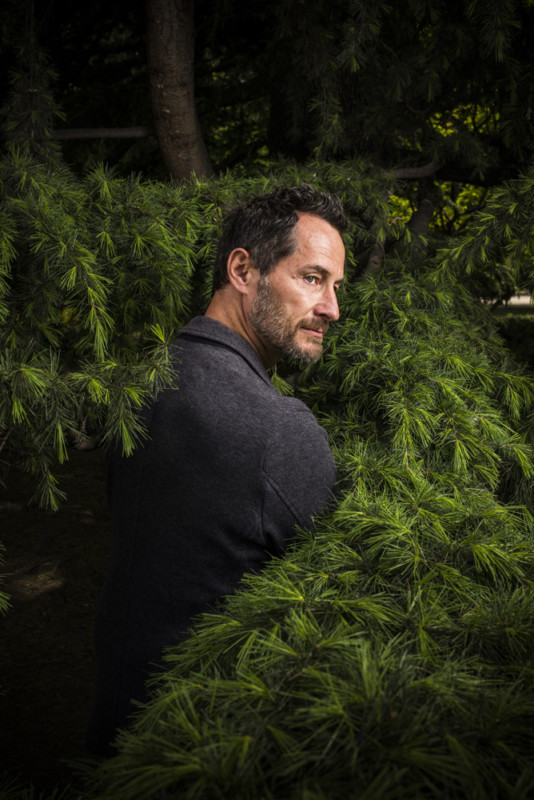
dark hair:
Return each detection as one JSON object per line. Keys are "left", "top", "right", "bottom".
{"left": 212, "top": 184, "right": 347, "bottom": 292}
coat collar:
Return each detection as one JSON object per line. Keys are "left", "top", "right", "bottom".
{"left": 178, "top": 316, "right": 274, "bottom": 388}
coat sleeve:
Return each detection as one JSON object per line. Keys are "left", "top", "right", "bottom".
{"left": 260, "top": 405, "right": 337, "bottom": 556}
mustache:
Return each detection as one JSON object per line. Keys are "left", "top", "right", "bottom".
{"left": 298, "top": 319, "right": 329, "bottom": 334}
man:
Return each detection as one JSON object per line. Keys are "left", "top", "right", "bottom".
{"left": 86, "top": 184, "right": 346, "bottom": 756}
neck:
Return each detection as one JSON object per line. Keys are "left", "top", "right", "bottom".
{"left": 204, "top": 289, "right": 279, "bottom": 369}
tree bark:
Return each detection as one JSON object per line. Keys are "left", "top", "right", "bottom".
{"left": 145, "top": 0, "right": 212, "bottom": 180}
{"left": 406, "top": 183, "right": 435, "bottom": 268}
{"left": 361, "top": 243, "right": 385, "bottom": 277}
{"left": 407, "top": 197, "right": 435, "bottom": 237}
{"left": 393, "top": 161, "right": 443, "bottom": 181}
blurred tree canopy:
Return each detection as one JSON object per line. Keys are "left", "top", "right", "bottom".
{"left": 2, "top": 0, "right": 534, "bottom": 180}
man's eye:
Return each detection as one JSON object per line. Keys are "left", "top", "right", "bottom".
{"left": 304, "top": 275, "right": 319, "bottom": 285}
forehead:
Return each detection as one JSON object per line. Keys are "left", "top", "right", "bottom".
{"left": 290, "top": 212, "right": 345, "bottom": 275}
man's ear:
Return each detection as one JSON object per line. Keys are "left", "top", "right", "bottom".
{"left": 226, "top": 248, "right": 257, "bottom": 295}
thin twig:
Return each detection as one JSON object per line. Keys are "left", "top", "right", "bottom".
{"left": 0, "top": 427, "right": 14, "bottom": 455}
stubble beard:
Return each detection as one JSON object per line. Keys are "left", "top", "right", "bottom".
{"left": 249, "top": 275, "right": 328, "bottom": 365}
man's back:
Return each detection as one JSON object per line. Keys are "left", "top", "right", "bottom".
{"left": 86, "top": 316, "right": 336, "bottom": 755}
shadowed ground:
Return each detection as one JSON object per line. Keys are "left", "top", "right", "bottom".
{"left": 0, "top": 448, "right": 110, "bottom": 793}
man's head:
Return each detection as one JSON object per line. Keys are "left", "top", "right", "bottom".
{"left": 212, "top": 184, "right": 347, "bottom": 292}
{"left": 206, "top": 185, "right": 347, "bottom": 368}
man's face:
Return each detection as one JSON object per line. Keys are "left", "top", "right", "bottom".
{"left": 248, "top": 213, "right": 345, "bottom": 365}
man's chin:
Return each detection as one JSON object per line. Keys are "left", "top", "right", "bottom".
{"left": 284, "top": 340, "right": 323, "bottom": 365}
{"left": 297, "top": 330, "right": 324, "bottom": 362}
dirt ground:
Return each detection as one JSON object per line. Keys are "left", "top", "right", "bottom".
{"left": 0, "top": 448, "right": 110, "bottom": 795}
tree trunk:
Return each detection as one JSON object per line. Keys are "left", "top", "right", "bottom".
{"left": 406, "top": 183, "right": 435, "bottom": 268}
{"left": 146, "top": 0, "right": 212, "bottom": 180}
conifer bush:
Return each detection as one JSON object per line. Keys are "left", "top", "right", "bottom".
{"left": 89, "top": 171, "right": 534, "bottom": 799}
{"left": 0, "top": 148, "right": 188, "bottom": 507}
{"left": 2, "top": 146, "right": 534, "bottom": 798}
{"left": 0, "top": 151, "right": 260, "bottom": 506}
{"left": 0, "top": 149, "right": 389, "bottom": 508}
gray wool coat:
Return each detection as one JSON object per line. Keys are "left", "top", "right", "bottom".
{"left": 86, "top": 316, "right": 337, "bottom": 756}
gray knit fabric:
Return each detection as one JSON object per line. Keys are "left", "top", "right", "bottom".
{"left": 86, "top": 316, "right": 337, "bottom": 755}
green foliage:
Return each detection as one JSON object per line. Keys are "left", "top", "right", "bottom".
{"left": 306, "top": 273, "right": 534, "bottom": 504}
{"left": 433, "top": 168, "right": 534, "bottom": 300}
{"left": 0, "top": 148, "right": 194, "bottom": 506}
{"left": 197, "top": 0, "right": 534, "bottom": 301}
{"left": 0, "top": 151, "right": 398, "bottom": 506}
{"left": 2, "top": 3, "right": 534, "bottom": 794}
{"left": 0, "top": 31, "right": 65, "bottom": 166}
{"left": 5, "top": 0, "right": 534, "bottom": 191}
{"left": 88, "top": 175, "right": 534, "bottom": 798}
{"left": 261, "top": 0, "right": 534, "bottom": 175}
{"left": 3, "top": 149, "right": 534, "bottom": 797}
{"left": 0, "top": 773, "right": 81, "bottom": 800}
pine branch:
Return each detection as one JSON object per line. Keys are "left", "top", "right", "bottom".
{"left": 50, "top": 127, "right": 152, "bottom": 140}
{"left": 407, "top": 197, "right": 435, "bottom": 237}
{"left": 0, "top": 427, "right": 13, "bottom": 455}
{"left": 361, "top": 242, "right": 385, "bottom": 276}
{"left": 393, "top": 161, "right": 444, "bottom": 180}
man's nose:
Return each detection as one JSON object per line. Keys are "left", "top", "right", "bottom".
{"left": 315, "top": 287, "right": 340, "bottom": 321}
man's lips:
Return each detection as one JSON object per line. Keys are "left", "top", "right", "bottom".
{"left": 301, "top": 327, "right": 324, "bottom": 338}
{"left": 299, "top": 321, "right": 329, "bottom": 339}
